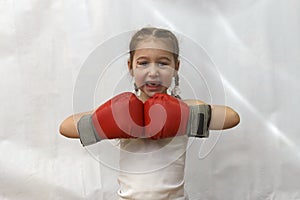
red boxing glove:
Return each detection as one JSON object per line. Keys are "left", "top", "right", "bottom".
{"left": 144, "top": 93, "right": 190, "bottom": 139}
{"left": 77, "top": 92, "right": 144, "bottom": 146}
{"left": 92, "top": 92, "right": 144, "bottom": 139}
{"left": 78, "top": 92, "right": 209, "bottom": 146}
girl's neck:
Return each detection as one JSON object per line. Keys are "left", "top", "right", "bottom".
{"left": 137, "top": 90, "right": 168, "bottom": 103}
{"left": 138, "top": 91, "right": 150, "bottom": 103}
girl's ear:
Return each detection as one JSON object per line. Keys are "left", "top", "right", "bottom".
{"left": 175, "top": 60, "right": 180, "bottom": 71}
{"left": 128, "top": 59, "right": 133, "bottom": 76}
{"left": 174, "top": 60, "right": 180, "bottom": 76}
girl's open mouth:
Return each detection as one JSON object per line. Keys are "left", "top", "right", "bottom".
{"left": 144, "top": 81, "right": 162, "bottom": 90}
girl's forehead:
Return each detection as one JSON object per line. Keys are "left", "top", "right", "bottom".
{"left": 135, "top": 39, "right": 175, "bottom": 54}
{"left": 133, "top": 48, "right": 174, "bottom": 59}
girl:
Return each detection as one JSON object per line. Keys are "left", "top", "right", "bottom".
{"left": 59, "top": 27, "right": 240, "bottom": 200}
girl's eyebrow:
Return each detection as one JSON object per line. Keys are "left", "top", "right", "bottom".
{"left": 136, "top": 56, "right": 172, "bottom": 61}
{"left": 157, "top": 56, "right": 172, "bottom": 61}
{"left": 136, "top": 56, "right": 149, "bottom": 60}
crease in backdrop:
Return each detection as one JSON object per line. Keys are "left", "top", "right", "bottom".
{"left": 0, "top": 0, "right": 299, "bottom": 199}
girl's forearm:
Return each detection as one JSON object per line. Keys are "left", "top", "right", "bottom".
{"left": 209, "top": 105, "right": 240, "bottom": 130}
{"left": 59, "top": 111, "right": 92, "bottom": 138}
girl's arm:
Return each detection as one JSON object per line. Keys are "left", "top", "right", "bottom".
{"left": 209, "top": 105, "right": 240, "bottom": 130}
{"left": 183, "top": 99, "right": 240, "bottom": 130}
{"left": 59, "top": 111, "right": 92, "bottom": 138}
{"left": 59, "top": 100, "right": 240, "bottom": 138}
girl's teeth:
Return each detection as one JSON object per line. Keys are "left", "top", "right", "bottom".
{"left": 146, "top": 82, "right": 160, "bottom": 86}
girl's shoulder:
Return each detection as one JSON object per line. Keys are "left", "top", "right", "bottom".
{"left": 182, "top": 99, "right": 206, "bottom": 106}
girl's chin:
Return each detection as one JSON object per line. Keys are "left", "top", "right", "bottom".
{"left": 140, "top": 89, "right": 168, "bottom": 99}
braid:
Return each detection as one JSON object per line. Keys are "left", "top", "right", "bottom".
{"left": 171, "top": 74, "right": 181, "bottom": 99}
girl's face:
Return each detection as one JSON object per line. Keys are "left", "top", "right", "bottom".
{"left": 129, "top": 40, "right": 179, "bottom": 102}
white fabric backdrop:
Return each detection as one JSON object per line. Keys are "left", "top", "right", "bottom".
{"left": 1, "top": 0, "right": 299, "bottom": 199}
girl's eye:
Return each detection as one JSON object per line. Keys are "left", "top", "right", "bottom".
{"left": 137, "top": 61, "right": 149, "bottom": 67}
{"left": 157, "top": 62, "right": 169, "bottom": 67}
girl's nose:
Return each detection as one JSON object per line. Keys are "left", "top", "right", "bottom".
{"left": 148, "top": 63, "right": 159, "bottom": 77}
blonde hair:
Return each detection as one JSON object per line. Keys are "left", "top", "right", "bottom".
{"left": 128, "top": 27, "right": 179, "bottom": 69}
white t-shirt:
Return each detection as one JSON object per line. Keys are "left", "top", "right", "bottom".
{"left": 117, "top": 135, "right": 188, "bottom": 200}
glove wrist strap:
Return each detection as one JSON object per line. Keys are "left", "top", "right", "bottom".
{"left": 77, "top": 114, "right": 101, "bottom": 146}
{"left": 186, "top": 104, "right": 211, "bottom": 138}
